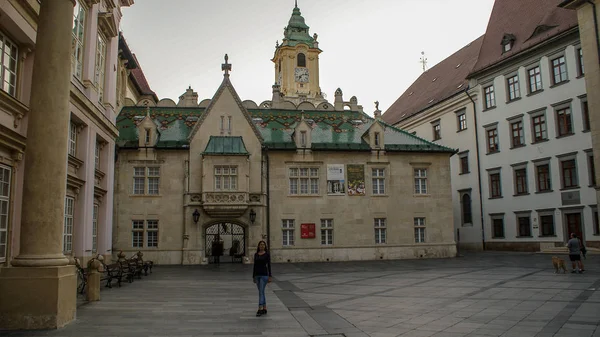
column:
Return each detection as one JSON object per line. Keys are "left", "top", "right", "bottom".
{"left": 0, "top": 0, "right": 77, "bottom": 330}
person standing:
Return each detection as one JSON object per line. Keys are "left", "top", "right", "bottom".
{"left": 253, "top": 240, "right": 272, "bottom": 316}
{"left": 567, "top": 233, "right": 585, "bottom": 273}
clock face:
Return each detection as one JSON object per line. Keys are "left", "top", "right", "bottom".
{"left": 295, "top": 68, "right": 309, "bottom": 83}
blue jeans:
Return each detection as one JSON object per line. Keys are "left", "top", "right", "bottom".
{"left": 255, "top": 276, "right": 269, "bottom": 306}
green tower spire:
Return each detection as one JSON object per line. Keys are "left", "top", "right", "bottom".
{"left": 281, "top": 1, "right": 315, "bottom": 48}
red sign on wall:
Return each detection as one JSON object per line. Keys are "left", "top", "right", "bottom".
{"left": 301, "top": 223, "right": 316, "bottom": 239}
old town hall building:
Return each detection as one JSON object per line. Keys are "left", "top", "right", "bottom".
{"left": 113, "top": 4, "right": 457, "bottom": 264}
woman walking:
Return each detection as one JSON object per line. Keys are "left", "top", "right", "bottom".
{"left": 253, "top": 240, "right": 272, "bottom": 317}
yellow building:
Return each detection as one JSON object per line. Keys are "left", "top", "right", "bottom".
{"left": 113, "top": 3, "right": 457, "bottom": 264}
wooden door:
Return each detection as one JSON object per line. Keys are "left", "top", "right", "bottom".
{"left": 566, "top": 213, "right": 583, "bottom": 241}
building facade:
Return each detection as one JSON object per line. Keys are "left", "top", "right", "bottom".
{"left": 0, "top": 0, "right": 133, "bottom": 268}
{"left": 560, "top": 0, "right": 600, "bottom": 220}
{"left": 113, "top": 4, "right": 457, "bottom": 265}
{"left": 384, "top": 0, "right": 599, "bottom": 251}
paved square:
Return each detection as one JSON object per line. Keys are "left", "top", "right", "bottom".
{"left": 3, "top": 252, "right": 600, "bottom": 337}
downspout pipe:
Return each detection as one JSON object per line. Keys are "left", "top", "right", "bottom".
{"left": 586, "top": 1, "right": 600, "bottom": 65}
{"left": 465, "top": 88, "right": 486, "bottom": 250}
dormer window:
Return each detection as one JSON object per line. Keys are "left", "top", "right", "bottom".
{"left": 300, "top": 131, "right": 307, "bottom": 147}
{"left": 145, "top": 129, "right": 150, "bottom": 144}
{"left": 297, "top": 53, "right": 306, "bottom": 67}
{"left": 501, "top": 34, "right": 515, "bottom": 53}
{"left": 374, "top": 132, "right": 380, "bottom": 148}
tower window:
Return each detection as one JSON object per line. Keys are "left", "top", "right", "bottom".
{"left": 297, "top": 53, "right": 306, "bottom": 67}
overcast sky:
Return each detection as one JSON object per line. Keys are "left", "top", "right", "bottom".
{"left": 120, "top": 0, "right": 495, "bottom": 115}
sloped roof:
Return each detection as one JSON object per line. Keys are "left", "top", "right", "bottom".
{"left": 382, "top": 35, "right": 484, "bottom": 126}
{"left": 116, "top": 106, "right": 455, "bottom": 153}
{"left": 203, "top": 136, "right": 249, "bottom": 155}
{"left": 130, "top": 54, "right": 159, "bottom": 102}
{"left": 470, "top": 0, "right": 578, "bottom": 76}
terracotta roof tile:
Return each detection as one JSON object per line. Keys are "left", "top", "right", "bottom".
{"left": 382, "top": 35, "right": 484, "bottom": 126}
{"left": 470, "top": 0, "right": 578, "bottom": 75}
{"left": 130, "top": 54, "right": 159, "bottom": 102}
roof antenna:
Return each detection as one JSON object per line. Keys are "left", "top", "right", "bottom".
{"left": 420, "top": 51, "right": 428, "bottom": 72}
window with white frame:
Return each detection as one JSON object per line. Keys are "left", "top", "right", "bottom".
{"left": 484, "top": 85, "right": 495, "bottom": 109}
{"left": 513, "top": 165, "right": 528, "bottom": 195}
{"left": 95, "top": 34, "right": 107, "bottom": 103}
{"left": 528, "top": 66, "right": 543, "bottom": 93}
{"left": 486, "top": 125, "right": 499, "bottom": 153}
{"left": 372, "top": 168, "right": 385, "bottom": 195}
{"left": 507, "top": 74, "right": 520, "bottom": 101}
{"left": 215, "top": 166, "right": 237, "bottom": 191}
{"left": 0, "top": 165, "right": 11, "bottom": 262}
{"left": 374, "top": 218, "right": 386, "bottom": 244}
{"left": 92, "top": 204, "right": 98, "bottom": 253}
{"left": 146, "top": 220, "right": 159, "bottom": 247}
{"left": 556, "top": 106, "right": 573, "bottom": 137}
{"left": 63, "top": 197, "right": 74, "bottom": 253}
{"left": 0, "top": 32, "right": 18, "bottom": 97}
{"left": 559, "top": 156, "right": 578, "bottom": 189}
{"left": 133, "top": 167, "right": 160, "bottom": 195}
{"left": 289, "top": 167, "right": 319, "bottom": 195}
{"left": 457, "top": 110, "right": 467, "bottom": 131}
{"left": 414, "top": 169, "right": 427, "bottom": 194}
{"left": 132, "top": 220, "right": 144, "bottom": 248}
{"left": 489, "top": 169, "right": 502, "bottom": 198}
{"left": 432, "top": 121, "right": 441, "bottom": 140}
{"left": 530, "top": 111, "right": 548, "bottom": 143}
{"left": 69, "top": 122, "right": 77, "bottom": 157}
{"left": 71, "top": 1, "right": 86, "bottom": 79}
{"left": 320, "top": 219, "right": 333, "bottom": 245}
{"left": 551, "top": 55, "right": 568, "bottom": 84}
{"left": 282, "top": 219, "right": 294, "bottom": 246}
{"left": 509, "top": 118, "right": 525, "bottom": 148}
{"left": 414, "top": 217, "right": 426, "bottom": 243}
{"left": 534, "top": 160, "right": 552, "bottom": 192}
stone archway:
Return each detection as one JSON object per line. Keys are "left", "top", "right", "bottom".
{"left": 205, "top": 222, "right": 246, "bottom": 264}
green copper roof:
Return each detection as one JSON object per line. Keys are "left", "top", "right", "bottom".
{"left": 280, "top": 4, "right": 316, "bottom": 48}
{"left": 203, "top": 136, "right": 249, "bottom": 155}
{"left": 116, "top": 106, "right": 455, "bottom": 154}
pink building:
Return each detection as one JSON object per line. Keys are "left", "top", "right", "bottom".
{"left": 0, "top": 0, "right": 134, "bottom": 267}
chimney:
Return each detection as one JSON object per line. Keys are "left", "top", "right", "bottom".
{"left": 177, "top": 86, "right": 199, "bottom": 107}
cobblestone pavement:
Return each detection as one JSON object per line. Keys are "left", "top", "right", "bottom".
{"left": 2, "top": 252, "right": 600, "bottom": 337}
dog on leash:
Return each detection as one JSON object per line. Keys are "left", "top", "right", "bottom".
{"left": 552, "top": 256, "right": 567, "bottom": 274}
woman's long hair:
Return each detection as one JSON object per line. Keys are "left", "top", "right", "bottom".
{"left": 256, "top": 240, "right": 268, "bottom": 254}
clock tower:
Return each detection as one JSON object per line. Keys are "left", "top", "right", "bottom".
{"left": 272, "top": 2, "right": 325, "bottom": 106}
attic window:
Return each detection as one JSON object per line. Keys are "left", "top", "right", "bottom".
{"left": 350, "top": 119, "right": 364, "bottom": 125}
{"left": 186, "top": 116, "right": 199, "bottom": 122}
{"left": 374, "top": 132, "right": 381, "bottom": 147}
{"left": 457, "top": 83, "right": 464, "bottom": 89}
{"left": 501, "top": 33, "right": 516, "bottom": 53}
{"left": 408, "top": 92, "right": 414, "bottom": 96}
{"left": 300, "top": 131, "right": 307, "bottom": 147}
{"left": 428, "top": 99, "right": 434, "bottom": 104}
{"left": 432, "top": 78, "right": 437, "bottom": 82}
{"left": 145, "top": 129, "right": 151, "bottom": 144}
{"left": 455, "top": 63, "right": 462, "bottom": 69}
{"left": 252, "top": 117, "right": 264, "bottom": 123}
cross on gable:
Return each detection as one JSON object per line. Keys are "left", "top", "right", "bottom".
{"left": 222, "top": 54, "right": 232, "bottom": 76}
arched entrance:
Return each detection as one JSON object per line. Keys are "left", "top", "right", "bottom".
{"left": 205, "top": 222, "right": 246, "bottom": 264}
